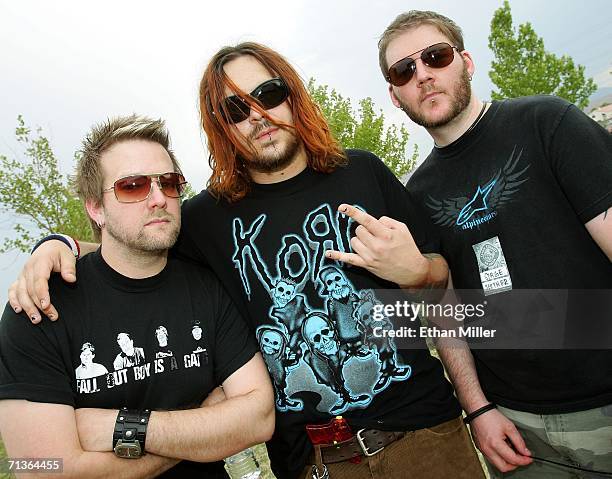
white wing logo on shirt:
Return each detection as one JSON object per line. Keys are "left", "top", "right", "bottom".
{"left": 426, "top": 147, "right": 529, "bottom": 230}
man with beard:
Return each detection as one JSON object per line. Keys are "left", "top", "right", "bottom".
{"left": 8, "top": 44, "right": 484, "bottom": 478}
{"left": 330, "top": 10, "right": 612, "bottom": 478}
{"left": 0, "top": 115, "right": 274, "bottom": 478}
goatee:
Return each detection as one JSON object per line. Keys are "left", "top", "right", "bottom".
{"left": 244, "top": 121, "right": 301, "bottom": 173}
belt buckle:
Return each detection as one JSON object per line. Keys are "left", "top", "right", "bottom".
{"left": 356, "top": 428, "right": 384, "bottom": 456}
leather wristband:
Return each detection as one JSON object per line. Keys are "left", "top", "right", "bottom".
{"left": 113, "top": 408, "right": 151, "bottom": 457}
{"left": 463, "top": 403, "right": 496, "bottom": 425}
{"left": 31, "top": 234, "right": 80, "bottom": 258}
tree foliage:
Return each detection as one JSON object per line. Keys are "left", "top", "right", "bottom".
{"left": 0, "top": 116, "right": 94, "bottom": 253}
{"left": 308, "top": 79, "right": 418, "bottom": 179}
{"left": 488, "top": 0, "right": 596, "bottom": 109}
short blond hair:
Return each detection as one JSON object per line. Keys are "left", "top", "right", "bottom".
{"left": 378, "top": 10, "right": 464, "bottom": 78}
{"left": 75, "top": 114, "right": 181, "bottom": 239}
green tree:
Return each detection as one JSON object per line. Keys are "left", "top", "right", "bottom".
{"left": 0, "top": 116, "right": 94, "bottom": 253}
{"left": 308, "top": 79, "right": 418, "bottom": 179}
{"left": 488, "top": 0, "right": 596, "bottom": 109}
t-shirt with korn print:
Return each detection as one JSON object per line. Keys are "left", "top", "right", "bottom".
{"left": 176, "top": 149, "right": 461, "bottom": 478}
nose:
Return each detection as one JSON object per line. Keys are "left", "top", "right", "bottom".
{"left": 248, "top": 103, "right": 264, "bottom": 123}
{"left": 413, "top": 58, "right": 434, "bottom": 87}
{"left": 147, "top": 179, "right": 168, "bottom": 209}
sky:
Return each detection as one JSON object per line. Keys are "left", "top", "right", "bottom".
{"left": 1, "top": 0, "right": 611, "bottom": 300}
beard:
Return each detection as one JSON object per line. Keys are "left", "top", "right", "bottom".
{"left": 104, "top": 211, "right": 180, "bottom": 255}
{"left": 399, "top": 64, "right": 471, "bottom": 129}
{"left": 243, "top": 121, "right": 301, "bottom": 173}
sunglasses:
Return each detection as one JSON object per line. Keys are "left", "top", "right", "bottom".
{"left": 103, "top": 172, "right": 187, "bottom": 203}
{"left": 386, "top": 42, "right": 459, "bottom": 87}
{"left": 221, "top": 77, "right": 289, "bottom": 124}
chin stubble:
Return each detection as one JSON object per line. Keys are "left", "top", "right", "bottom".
{"left": 104, "top": 214, "right": 180, "bottom": 254}
{"left": 245, "top": 121, "right": 301, "bottom": 174}
{"left": 400, "top": 66, "right": 471, "bottom": 129}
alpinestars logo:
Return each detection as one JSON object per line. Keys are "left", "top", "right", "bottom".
{"left": 456, "top": 180, "right": 496, "bottom": 226}
{"left": 426, "top": 146, "right": 529, "bottom": 230}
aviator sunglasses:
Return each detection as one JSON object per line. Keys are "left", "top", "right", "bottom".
{"left": 103, "top": 172, "right": 187, "bottom": 203}
{"left": 221, "top": 77, "right": 289, "bottom": 124}
{"left": 386, "top": 42, "right": 460, "bottom": 87}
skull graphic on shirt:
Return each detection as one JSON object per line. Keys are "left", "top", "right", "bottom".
{"left": 320, "top": 267, "right": 351, "bottom": 301}
{"left": 272, "top": 278, "right": 297, "bottom": 308}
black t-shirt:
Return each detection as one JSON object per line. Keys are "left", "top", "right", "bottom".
{"left": 0, "top": 250, "right": 258, "bottom": 477}
{"left": 407, "top": 95, "right": 612, "bottom": 414}
{"left": 176, "top": 149, "right": 460, "bottom": 478}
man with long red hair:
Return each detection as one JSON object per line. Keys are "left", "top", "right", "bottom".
{"left": 9, "top": 42, "right": 485, "bottom": 478}
{"left": 200, "top": 43, "right": 347, "bottom": 203}
{"left": 180, "top": 42, "right": 484, "bottom": 479}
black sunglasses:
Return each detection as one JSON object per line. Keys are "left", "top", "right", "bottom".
{"left": 221, "top": 78, "right": 289, "bottom": 124}
{"left": 386, "top": 42, "right": 460, "bottom": 87}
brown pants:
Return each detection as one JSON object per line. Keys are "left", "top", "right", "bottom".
{"left": 300, "top": 416, "right": 485, "bottom": 479}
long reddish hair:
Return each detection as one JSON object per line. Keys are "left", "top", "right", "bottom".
{"left": 199, "top": 42, "right": 346, "bottom": 203}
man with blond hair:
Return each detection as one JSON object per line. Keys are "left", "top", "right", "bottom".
{"left": 0, "top": 114, "right": 274, "bottom": 478}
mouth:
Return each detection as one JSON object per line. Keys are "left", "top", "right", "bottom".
{"left": 422, "top": 91, "right": 442, "bottom": 103}
{"left": 255, "top": 127, "right": 279, "bottom": 140}
{"left": 145, "top": 217, "right": 171, "bottom": 227}
{"left": 332, "top": 286, "right": 348, "bottom": 297}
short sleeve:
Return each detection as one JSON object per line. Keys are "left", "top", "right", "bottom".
{"left": 207, "top": 279, "right": 258, "bottom": 385}
{"left": 549, "top": 103, "right": 612, "bottom": 223}
{"left": 0, "top": 304, "right": 74, "bottom": 406}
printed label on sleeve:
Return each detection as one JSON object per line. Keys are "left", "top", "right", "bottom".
{"left": 472, "top": 236, "right": 512, "bottom": 296}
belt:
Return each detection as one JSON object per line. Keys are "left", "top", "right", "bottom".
{"left": 317, "top": 428, "right": 406, "bottom": 463}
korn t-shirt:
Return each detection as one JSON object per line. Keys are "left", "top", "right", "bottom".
{"left": 0, "top": 249, "right": 258, "bottom": 477}
{"left": 176, "top": 149, "right": 461, "bottom": 478}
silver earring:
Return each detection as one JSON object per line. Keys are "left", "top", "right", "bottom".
{"left": 468, "top": 75, "right": 473, "bottom": 81}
